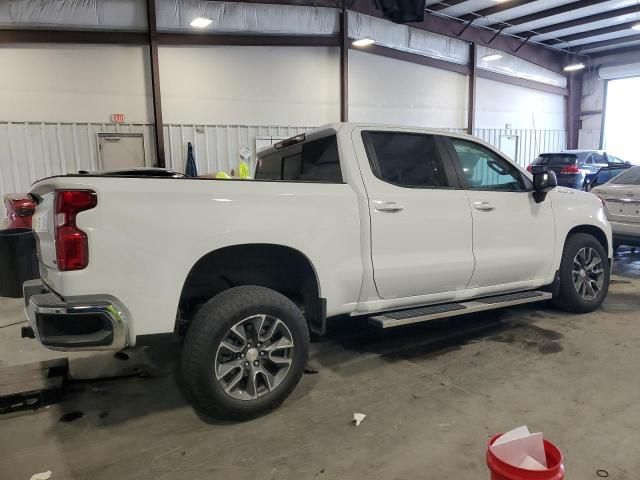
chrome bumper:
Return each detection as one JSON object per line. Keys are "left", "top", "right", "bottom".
{"left": 23, "top": 279, "right": 128, "bottom": 351}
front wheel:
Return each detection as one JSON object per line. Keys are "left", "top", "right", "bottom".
{"left": 180, "top": 286, "right": 309, "bottom": 420}
{"left": 552, "top": 233, "right": 610, "bottom": 313}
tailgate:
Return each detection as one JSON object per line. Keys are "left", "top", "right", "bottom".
{"left": 30, "top": 187, "right": 57, "bottom": 269}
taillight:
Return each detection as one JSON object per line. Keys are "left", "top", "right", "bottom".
{"left": 526, "top": 165, "right": 533, "bottom": 173}
{"left": 54, "top": 190, "right": 97, "bottom": 271}
{"left": 560, "top": 165, "right": 580, "bottom": 174}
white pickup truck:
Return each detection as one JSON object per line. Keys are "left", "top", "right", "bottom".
{"left": 23, "top": 123, "right": 612, "bottom": 419}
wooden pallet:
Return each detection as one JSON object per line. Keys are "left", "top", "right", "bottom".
{"left": 0, "top": 358, "right": 68, "bottom": 414}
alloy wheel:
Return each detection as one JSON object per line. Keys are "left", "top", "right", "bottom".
{"left": 214, "top": 314, "right": 294, "bottom": 401}
{"left": 572, "top": 247, "right": 604, "bottom": 301}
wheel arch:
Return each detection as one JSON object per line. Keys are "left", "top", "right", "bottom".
{"left": 177, "top": 243, "right": 326, "bottom": 335}
{"left": 566, "top": 225, "right": 609, "bottom": 256}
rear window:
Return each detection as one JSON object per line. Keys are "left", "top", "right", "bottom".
{"left": 534, "top": 154, "right": 577, "bottom": 165}
{"left": 362, "top": 131, "right": 449, "bottom": 188}
{"left": 611, "top": 166, "right": 640, "bottom": 185}
{"left": 255, "top": 135, "right": 342, "bottom": 183}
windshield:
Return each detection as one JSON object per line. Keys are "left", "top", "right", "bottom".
{"left": 611, "top": 166, "right": 640, "bottom": 185}
{"left": 534, "top": 154, "right": 577, "bottom": 165}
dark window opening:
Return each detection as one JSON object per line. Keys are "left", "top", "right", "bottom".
{"left": 362, "top": 132, "right": 449, "bottom": 188}
{"left": 255, "top": 135, "right": 342, "bottom": 183}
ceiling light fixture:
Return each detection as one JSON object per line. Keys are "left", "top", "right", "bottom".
{"left": 564, "top": 62, "right": 586, "bottom": 72}
{"left": 632, "top": 22, "right": 640, "bottom": 31}
{"left": 190, "top": 17, "right": 213, "bottom": 28}
{"left": 482, "top": 53, "right": 503, "bottom": 62}
{"left": 352, "top": 38, "right": 375, "bottom": 47}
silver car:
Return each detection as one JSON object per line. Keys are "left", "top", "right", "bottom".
{"left": 592, "top": 166, "right": 640, "bottom": 249}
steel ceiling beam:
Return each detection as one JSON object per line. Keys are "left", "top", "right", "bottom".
{"left": 350, "top": 0, "right": 570, "bottom": 72}
{"left": 589, "top": 43, "right": 640, "bottom": 61}
{"left": 156, "top": 33, "right": 340, "bottom": 46}
{"left": 459, "top": 0, "right": 540, "bottom": 22}
{"left": 0, "top": 29, "right": 148, "bottom": 44}
{"left": 427, "top": 0, "right": 470, "bottom": 13}
{"left": 486, "top": 0, "right": 612, "bottom": 29}
{"left": 529, "top": 5, "right": 640, "bottom": 36}
{"left": 574, "top": 33, "right": 640, "bottom": 53}
{"left": 544, "top": 21, "right": 640, "bottom": 45}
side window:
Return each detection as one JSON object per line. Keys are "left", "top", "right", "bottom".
{"left": 255, "top": 153, "right": 282, "bottom": 180}
{"left": 451, "top": 139, "right": 526, "bottom": 191}
{"left": 584, "top": 154, "right": 594, "bottom": 165}
{"left": 362, "top": 132, "right": 449, "bottom": 188}
{"left": 591, "top": 153, "right": 605, "bottom": 164}
{"left": 255, "top": 135, "right": 343, "bottom": 183}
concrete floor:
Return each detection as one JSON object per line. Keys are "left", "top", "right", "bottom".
{"left": 1, "top": 251, "right": 639, "bottom": 480}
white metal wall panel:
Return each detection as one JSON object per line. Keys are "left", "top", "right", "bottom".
{"left": 348, "top": 50, "right": 469, "bottom": 129}
{"left": 476, "top": 77, "right": 566, "bottom": 130}
{"left": 474, "top": 128, "right": 567, "bottom": 167}
{"left": 0, "top": 122, "right": 155, "bottom": 218}
{"left": 158, "top": 46, "right": 340, "bottom": 126}
{"left": 0, "top": 45, "right": 153, "bottom": 124}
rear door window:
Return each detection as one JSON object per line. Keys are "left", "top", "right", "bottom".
{"left": 611, "top": 166, "right": 640, "bottom": 185}
{"left": 535, "top": 154, "right": 577, "bottom": 165}
{"left": 255, "top": 135, "right": 342, "bottom": 183}
{"left": 362, "top": 132, "right": 450, "bottom": 188}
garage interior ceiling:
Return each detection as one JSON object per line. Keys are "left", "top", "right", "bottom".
{"left": 425, "top": 0, "right": 640, "bottom": 56}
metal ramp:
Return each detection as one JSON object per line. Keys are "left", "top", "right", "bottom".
{"left": 369, "top": 291, "right": 552, "bottom": 328}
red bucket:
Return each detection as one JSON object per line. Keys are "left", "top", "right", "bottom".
{"left": 486, "top": 434, "right": 565, "bottom": 480}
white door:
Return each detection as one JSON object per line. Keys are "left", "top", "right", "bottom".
{"left": 98, "top": 134, "right": 145, "bottom": 170}
{"left": 449, "top": 138, "right": 555, "bottom": 288}
{"left": 356, "top": 129, "right": 475, "bottom": 299}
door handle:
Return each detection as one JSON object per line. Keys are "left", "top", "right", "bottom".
{"left": 473, "top": 201, "right": 495, "bottom": 212}
{"left": 374, "top": 201, "right": 404, "bottom": 213}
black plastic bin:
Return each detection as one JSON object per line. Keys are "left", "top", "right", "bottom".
{"left": 0, "top": 228, "right": 39, "bottom": 298}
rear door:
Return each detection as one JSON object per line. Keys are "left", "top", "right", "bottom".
{"left": 355, "top": 128, "right": 474, "bottom": 299}
{"left": 446, "top": 137, "right": 555, "bottom": 289}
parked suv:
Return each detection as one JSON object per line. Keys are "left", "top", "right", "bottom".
{"left": 527, "top": 150, "right": 628, "bottom": 189}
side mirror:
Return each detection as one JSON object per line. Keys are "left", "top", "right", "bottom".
{"left": 532, "top": 170, "right": 557, "bottom": 203}
{"left": 533, "top": 170, "right": 557, "bottom": 193}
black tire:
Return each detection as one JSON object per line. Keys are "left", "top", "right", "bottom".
{"left": 552, "top": 233, "right": 610, "bottom": 313}
{"left": 180, "top": 286, "right": 309, "bottom": 420}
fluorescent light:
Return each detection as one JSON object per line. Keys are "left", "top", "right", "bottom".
{"left": 632, "top": 22, "right": 640, "bottom": 31}
{"left": 482, "top": 53, "right": 503, "bottom": 62}
{"left": 564, "top": 62, "right": 585, "bottom": 72}
{"left": 352, "top": 38, "right": 375, "bottom": 47}
{"left": 190, "top": 17, "right": 212, "bottom": 28}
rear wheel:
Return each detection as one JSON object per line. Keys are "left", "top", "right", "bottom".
{"left": 181, "top": 286, "right": 309, "bottom": 420}
{"left": 553, "top": 233, "right": 609, "bottom": 313}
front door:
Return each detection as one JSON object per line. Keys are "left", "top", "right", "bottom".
{"left": 356, "top": 129, "right": 475, "bottom": 300}
{"left": 448, "top": 138, "right": 555, "bottom": 289}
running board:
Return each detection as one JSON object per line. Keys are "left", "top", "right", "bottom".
{"left": 369, "top": 291, "right": 552, "bottom": 329}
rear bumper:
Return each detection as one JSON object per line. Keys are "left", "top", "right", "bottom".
{"left": 23, "top": 279, "right": 128, "bottom": 351}
{"left": 610, "top": 220, "right": 640, "bottom": 247}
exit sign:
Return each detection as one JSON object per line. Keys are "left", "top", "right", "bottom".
{"left": 111, "top": 113, "right": 125, "bottom": 123}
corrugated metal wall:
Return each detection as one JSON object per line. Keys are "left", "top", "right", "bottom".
{"left": 474, "top": 129, "right": 567, "bottom": 168}
{"left": 0, "top": 121, "right": 566, "bottom": 218}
